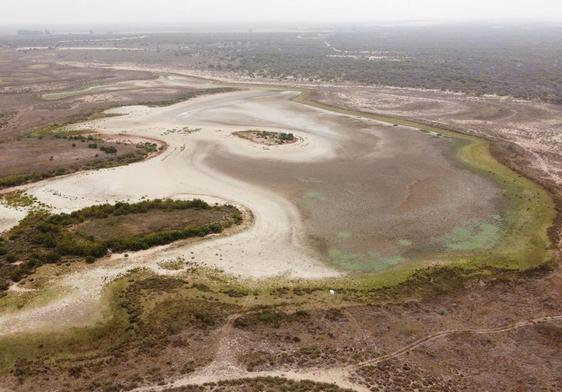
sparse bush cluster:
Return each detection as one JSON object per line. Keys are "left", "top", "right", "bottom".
{"left": 100, "top": 145, "right": 117, "bottom": 154}
{"left": 278, "top": 132, "right": 295, "bottom": 142}
{"left": 0, "top": 139, "right": 159, "bottom": 189}
{"left": 126, "top": 28, "right": 562, "bottom": 102}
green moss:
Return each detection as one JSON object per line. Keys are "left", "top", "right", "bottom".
{"left": 295, "top": 89, "right": 556, "bottom": 275}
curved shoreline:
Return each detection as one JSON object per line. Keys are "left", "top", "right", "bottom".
{"left": 0, "top": 71, "right": 556, "bottom": 339}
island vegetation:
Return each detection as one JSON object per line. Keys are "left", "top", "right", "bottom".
{"left": 234, "top": 130, "right": 296, "bottom": 145}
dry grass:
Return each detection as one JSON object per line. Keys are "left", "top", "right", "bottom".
{"left": 74, "top": 207, "right": 234, "bottom": 242}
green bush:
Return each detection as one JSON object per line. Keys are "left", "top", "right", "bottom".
{"left": 0, "top": 175, "right": 30, "bottom": 188}
{"left": 0, "top": 198, "right": 241, "bottom": 294}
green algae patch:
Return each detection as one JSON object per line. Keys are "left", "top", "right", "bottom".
{"left": 295, "top": 89, "right": 556, "bottom": 274}
{"left": 304, "top": 191, "right": 327, "bottom": 201}
{"left": 442, "top": 220, "right": 501, "bottom": 251}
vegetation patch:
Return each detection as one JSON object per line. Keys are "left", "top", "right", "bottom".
{"left": 0, "top": 259, "right": 553, "bottom": 383}
{"left": 234, "top": 130, "right": 297, "bottom": 145}
{"left": 158, "top": 258, "right": 188, "bottom": 271}
{"left": 168, "top": 377, "right": 354, "bottom": 391}
{"left": 0, "top": 199, "right": 242, "bottom": 293}
{"left": 0, "top": 191, "right": 37, "bottom": 209}
{"left": 0, "top": 270, "right": 239, "bottom": 379}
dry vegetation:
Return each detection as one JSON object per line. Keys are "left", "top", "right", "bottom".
{"left": 0, "top": 26, "right": 560, "bottom": 392}
{"left": 0, "top": 263, "right": 559, "bottom": 392}
{"left": 8, "top": 24, "right": 561, "bottom": 102}
{"left": 0, "top": 51, "right": 234, "bottom": 187}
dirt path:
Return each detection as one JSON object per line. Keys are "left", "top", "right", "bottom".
{"left": 135, "top": 314, "right": 562, "bottom": 392}
{"left": 350, "top": 314, "right": 562, "bottom": 370}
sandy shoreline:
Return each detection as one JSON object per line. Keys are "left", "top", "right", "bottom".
{"left": 0, "top": 73, "right": 507, "bottom": 336}
{"left": 0, "top": 87, "right": 344, "bottom": 335}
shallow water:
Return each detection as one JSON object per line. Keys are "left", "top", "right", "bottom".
{"left": 203, "top": 96, "right": 503, "bottom": 271}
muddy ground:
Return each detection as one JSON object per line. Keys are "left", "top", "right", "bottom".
{"left": 310, "top": 87, "right": 562, "bottom": 192}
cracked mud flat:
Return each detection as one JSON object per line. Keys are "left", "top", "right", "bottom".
{"left": 0, "top": 84, "right": 503, "bottom": 336}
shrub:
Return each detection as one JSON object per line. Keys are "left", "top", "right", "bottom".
{"left": 0, "top": 175, "right": 30, "bottom": 188}
{"left": 6, "top": 254, "right": 18, "bottom": 263}
{"left": 0, "top": 198, "right": 241, "bottom": 294}
{"left": 43, "top": 251, "right": 62, "bottom": 263}
{"left": 100, "top": 146, "right": 117, "bottom": 154}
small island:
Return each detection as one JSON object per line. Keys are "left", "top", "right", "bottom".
{"left": 234, "top": 129, "right": 297, "bottom": 145}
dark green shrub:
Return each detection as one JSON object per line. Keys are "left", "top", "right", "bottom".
{"left": 100, "top": 146, "right": 117, "bottom": 154}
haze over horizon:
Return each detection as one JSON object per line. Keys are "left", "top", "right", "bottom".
{"left": 2, "top": 0, "right": 562, "bottom": 26}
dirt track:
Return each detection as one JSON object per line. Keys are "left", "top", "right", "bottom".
{"left": 136, "top": 313, "right": 562, "bottom": 392}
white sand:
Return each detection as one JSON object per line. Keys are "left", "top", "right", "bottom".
{"left": 0, "top": 87, "right": 348, "bottom": 335}
{"left": 0, "top": 204, "right": 27, "bottom": 234}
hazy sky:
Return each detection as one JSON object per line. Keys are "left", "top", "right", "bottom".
{"left": 2, "top": 0, "right": 562, "bottom": 25}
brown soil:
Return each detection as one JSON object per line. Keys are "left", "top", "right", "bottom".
{"left": 0, "top": 52, "right": 226, "bottom": 188}
{"left": 0, "top": 137, "right": 138, "bottom": 174}
{"left": 209, "top": 110, "right": 501, "bottom": 265}
{"left": 308, "top": 85, "right": 562, "bottom": 254}
{"left": 74, "top": 207, "right": 237, "bottom": 241}
{"left": 310, "top": 86, "right": 562, "bottom": 191}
